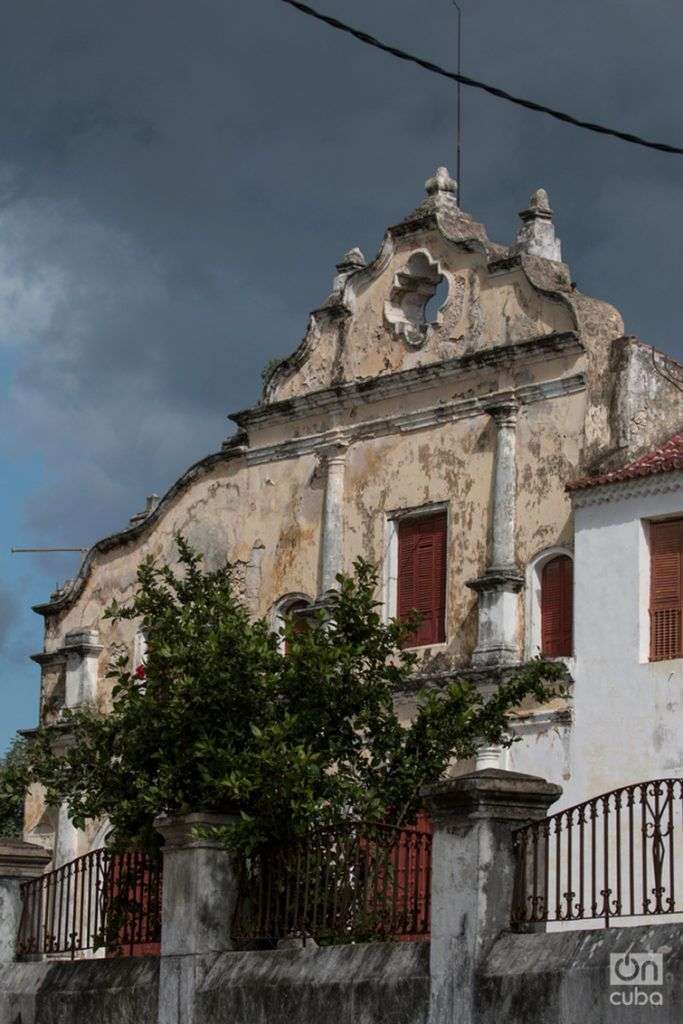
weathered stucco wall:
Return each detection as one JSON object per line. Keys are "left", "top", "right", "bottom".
{"left": 0, "top": 956, "right": 159, "bottom": 1024}
{"left": 3, "top": 926, "right": 681, "bottom": 1024}
{"left": 193, "top": 942, "right": 429, "bottom": 1024}
{"left": 0, "top": 944, "right": 427, "bottom": 1024}
{"left": 480, "top": 922, "right": 683, "bottom": 1023}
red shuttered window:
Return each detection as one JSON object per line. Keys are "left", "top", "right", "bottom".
{"left": 650, "top": 519, "right": 683, "bottom": 662}
{"left": 540, "top": 555, "right": 573, "bottom": 657}
{"left": 397, "top": 512, "right": 447, "bottom": 647}
{"left": 283, "top": 601, "right": 310, "bottom": 655}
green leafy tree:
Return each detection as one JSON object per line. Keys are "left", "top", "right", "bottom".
{"left": 0, "top": 736, "right": 31, "bottom": 838}
{"left": 29, "top": 537, "right": 566, "bottom": 853}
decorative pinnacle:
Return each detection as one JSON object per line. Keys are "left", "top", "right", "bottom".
{"left": 425, "top": 166, "right": 458, "bottom": 197}
{"left": 520, "top": 188, "right": 553, "bottom": 221}
{"left": 335, "top": 247, "right": 366, "bottom": 272}
{"left": 515, "top": 186, "right": 562, "bottom": 262}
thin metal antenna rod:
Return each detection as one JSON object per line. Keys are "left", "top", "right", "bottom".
{"left": 452, "top": 1, "right": 463, "bottom": 205}
{"left": 11, "top": 547, "right": 87, "bottom": 554}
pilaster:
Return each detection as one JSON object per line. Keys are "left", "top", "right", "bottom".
{"left": 64, "top": 629, "right": 103, "bottom": 708}
{"left": 468, "top": 402, "right": 523, "bottom": 671}
{"left": 319, "top": 438, "right": 349, "bottom": 595}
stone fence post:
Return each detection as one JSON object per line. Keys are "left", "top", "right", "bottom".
{"left": 423, "top": 769, "right": 561, "bottom": 1024}
{"left": 0, "top": 838, "right": 51, "bottom": 962}
{"left": 154, "top": 810, "right": 241, "bottom": 1024}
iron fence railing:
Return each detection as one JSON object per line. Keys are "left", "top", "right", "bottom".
{"left": 17, "top": 848, "right": 162, "bottom": 959}
{"left": 232, "top": 820, "right": 432, "bottom": 946}
{"left": 512, "top": 778, "right": 683, "bottom": 929}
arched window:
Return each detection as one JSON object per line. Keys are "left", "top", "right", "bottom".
{"left": 273, "top": 594, "right": 313, "bottom": 654}
{"left": 540, "top": 555, "right": 573, "bottom": 657}
{"left": 283, "top": 600, "right": 310, "bottom": 655}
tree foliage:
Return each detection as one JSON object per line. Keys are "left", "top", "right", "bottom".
{"left": 0, "top": 736, "right": 31, "bottom": 838}
{"left": 30, "top": 537, "right": 566, "bottom": 852}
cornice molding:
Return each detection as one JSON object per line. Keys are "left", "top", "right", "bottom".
{"left": 243, "top": 372, "right": 585, "bottom": 467}
{"left": 30, "top": 649, "right": 67, "bottom": 667}
{"left": 233, "top": 331, "right": 584, "bottom": 430}
{"left": 570, "top": 469, "right": 683, "bottom": 508}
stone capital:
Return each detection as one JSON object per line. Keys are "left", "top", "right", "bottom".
{"left": 485, "top": 399, "right": 518, "bottom": 427}
{"left": 317, "top": 436, "right": 350, "bottom": 466}
{"left": 63, "top": 628, "right": 103, "bottom": 656}
{"left": 422, "top": 768, "right": 562, "bottom": 826}
{"left": 466, "top": 565, "right": 525, "bottom": 594}
{"left": 154, "top": 809, "right": 240, "bottom": 850}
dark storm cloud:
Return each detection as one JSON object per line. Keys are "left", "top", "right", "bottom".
{"left": 0, "top": 0, "right": 682, "bottom": 545}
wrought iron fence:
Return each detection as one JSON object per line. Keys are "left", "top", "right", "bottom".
{"left": 232, "top": 820, "right": 432, "bottom": 946}
{"left": 17, "top": 847, "right": 162, "bottom": 959}
{"left": 512, "top": 778, "right": 683, "bottom": 929}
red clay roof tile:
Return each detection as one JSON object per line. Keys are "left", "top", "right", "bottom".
{"left": 568, "top": 430, "right": 683, "bottom": 492}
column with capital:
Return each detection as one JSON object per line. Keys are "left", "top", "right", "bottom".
{"left": 467, "top": 400, "right": 524, "bottom": 669}
{"left": 319, "top": 439, "right": 349, "bottom": 596}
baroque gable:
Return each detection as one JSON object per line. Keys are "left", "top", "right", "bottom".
{"left": 264, "top": 168, "right": 581, "bottom": 405}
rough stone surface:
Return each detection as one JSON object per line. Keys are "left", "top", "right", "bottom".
{"left": 194, "top": 941, "right": 430, "bottom": 1024}
{"left": 423, "top": 770, "right": 562, "bottom": 1024}
{"left": 0, "top": 841, "right": 51, "bottom": 964}
{"left": 480, "top": 922, "right": 683, "bottom": 1024}
{"left": 0, "top": 956, "right": 159, "bottom": 1024}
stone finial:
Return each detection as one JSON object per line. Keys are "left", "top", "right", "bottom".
{"left": 335, "top": 247, "right": 366, "bottom": 273}
{"left": 425, "top": 166, "right": 458, "bottom": 197}
{"left": 50, "top": 579, "right": 73, "bottom": 601}
{"left": 331, "top": 247, "right": 366, "bottom": 295}
{"left": 528, "top": 187, "right": 552, "bottom": 215}
{"left": 129, "top": 493, "right": 160, "bottom": 526}
{"left": 515, "top": 187, "right": 562, "bottom": 262}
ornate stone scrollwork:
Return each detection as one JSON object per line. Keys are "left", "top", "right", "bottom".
{"left": 384, "top": 250, "right": 449, "bottom": 349}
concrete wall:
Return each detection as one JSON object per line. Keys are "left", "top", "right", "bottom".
{"left": 0, "top": 956, "right": 159, "bottom": 1024}
{"left": 194, "top": 942, "right": 429, "bottom": 1024}
{"left": 480, "top": 922, "right": 683, "bottom": 1023}
{"left": 0, "top": 944, "right": 427, "bottom": 1024}
{"left": 4, "top": 926, "right": 682, "bottom": 1024}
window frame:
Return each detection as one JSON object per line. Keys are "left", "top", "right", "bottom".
{"left": 525, "top": 546, "right": 574, "bottom": 661}
{"left": 648, "top": 516, "right": 683, "bottom": 663}
{"left": 383, "top": 502, "right": 449, "bottom": 649}
{"left": 272, "top": 592, "right": 314, "bottom": 653}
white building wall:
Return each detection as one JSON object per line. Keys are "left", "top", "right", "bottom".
{"left": 564, "top": 472, "right": 683, "bottom": 811}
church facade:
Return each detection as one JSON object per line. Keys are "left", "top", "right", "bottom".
{"left": 23, "top": 167, "right": 683, "bottom": 864}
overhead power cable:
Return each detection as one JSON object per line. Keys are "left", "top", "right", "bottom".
{"left": 280, "top": 0, "right": 683, "bottom": 156}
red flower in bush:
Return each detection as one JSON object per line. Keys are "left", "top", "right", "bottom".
{"left": 135, "top": 664, "right": 146, "bottom": 680}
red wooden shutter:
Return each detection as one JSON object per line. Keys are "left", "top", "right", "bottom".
{"left": 650, "top": 520, "right": 683, "bottom": 661}
{"left": 397, "top": 512, "right": 447, "bottom": 647}
{"left": 540, "top": 555, "right": 573, "bottom": 657}
{"left": 283, "top": 601, "right": 309, "bottom": 655}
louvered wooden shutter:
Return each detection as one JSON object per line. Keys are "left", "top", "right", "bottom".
{"left": 397, "top": 512, "right": 447, "bottom": 647}
{"left": 540, "top": 555, "right": 573, "bottom": 657}
{"left": 650, "top": 520, "right": 683, "bottom": 661}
